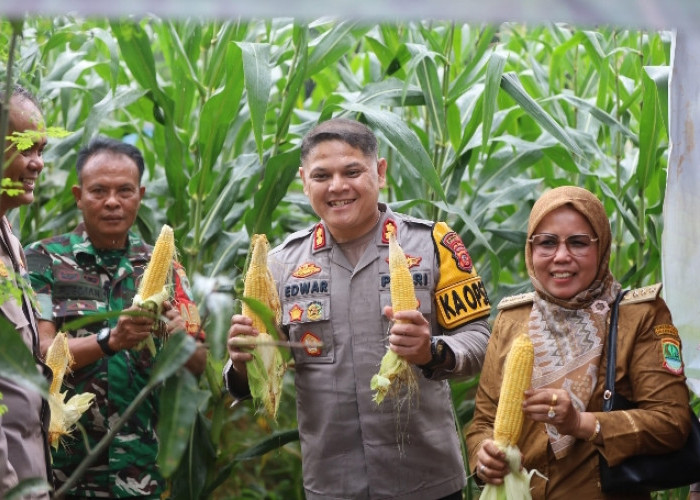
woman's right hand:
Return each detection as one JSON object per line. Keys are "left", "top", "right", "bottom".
{"left": 226, "top": 314, "right": 258, "bottom": 372}
{"left": 475, "top": 438, "right": 510, "bottom": 485}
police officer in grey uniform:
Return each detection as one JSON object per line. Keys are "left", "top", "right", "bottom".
{"left": 226, "top": 118, "right": 491, "bottom": 500}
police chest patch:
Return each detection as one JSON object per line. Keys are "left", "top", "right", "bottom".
{"left": 292, "top": 262, "right": 322, "bottom": 278}
{"left": 301, "top": 332, "right": 323, "bottom": 357}
{"left": 661, "top": 338, "right": 683, "bottom": 375}
{"left": 289, "top": 304, "right": 304, "bottom": 322}
{"left": 285, "top": 280, "right": 328, "bottom": 298}
{"left": 435, "top": 276, "right": 490, "bottom": 329}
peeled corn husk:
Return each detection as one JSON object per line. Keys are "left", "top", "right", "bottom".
{"left": 46, "top": 332, "right": 95, "bottom": 449}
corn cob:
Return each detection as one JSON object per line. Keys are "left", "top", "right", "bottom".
{"left": 481, "top": 333, "right": 536, "bottom": 500}
{"left": 370, "top": 232, "right": 419, "bottom": 406}
{"left": 46, "top": 332, "right": 95, "bottom": 449}
{"left": 242, "top": 234, "right": 285, "bottom": 420}
{"left": 132, "top": 224, "right": 175, "bottom": 356}
{"left": 493, "top": 333, "right": 534, "bottom": 446}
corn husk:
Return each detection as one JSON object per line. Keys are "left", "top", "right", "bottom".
{"left": 46, "top": 331, "right": 95, "bottom": 449}
{"left": 242, "top": 234, "right": 285, "bottom": 420}
{"left": 479, "top": 444, "right": 537, "bottom": 500}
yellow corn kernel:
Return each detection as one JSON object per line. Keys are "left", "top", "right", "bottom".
{"left": 242, "top": 234, "right": 281, "bottom": 331}
{"left": 138, "top": 225, "right": 175, "bottom": 300}
{"left": 388, "top": 232, "right": 417, "bottom": 318}
{"left": 370, "top": 232, "right": 419, "bottom": 407}
{"left": 493, "top": 333, "right": 534, "bottom": 446}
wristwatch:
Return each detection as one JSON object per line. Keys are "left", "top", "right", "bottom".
{"left": 420, "top": 337, "right": 447, "bottom": 370}
{"left": 96, "top": 327, "right": 116, "bottom": 356}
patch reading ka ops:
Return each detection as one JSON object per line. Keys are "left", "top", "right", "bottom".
{"left": 432, "top": 222, "right": 490, "bottom": 329}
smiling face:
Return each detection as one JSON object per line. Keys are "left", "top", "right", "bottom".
{"left": 0, "top": 96, "right": 46, "bottom": 216}
{"left": 300, "top": 139, "right": 387, "bottom": 243}
{"left": 72, "top": 151, "right": 145, "bottom": 249}
{"left": 531, "top": 205, "right": 599, "bottom": 300}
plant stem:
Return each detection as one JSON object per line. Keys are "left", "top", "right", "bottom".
{"left": 54, "top": 381, "right": 161, "bottom": 498}
{"left": 0, "top": 20, "right": 23, "bottom": 183}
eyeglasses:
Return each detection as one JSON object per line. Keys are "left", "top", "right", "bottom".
{"left": 529, "top": 233, "right": 598, "bottom": 257}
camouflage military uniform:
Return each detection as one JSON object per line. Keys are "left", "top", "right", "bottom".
{"left": 25, "top": 223, "right": 202, "bottom": 499}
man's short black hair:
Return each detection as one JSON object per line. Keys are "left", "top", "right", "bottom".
{"left": 300, "top": 118, "right": 378, "bottom": 164}
{"left": 76, "top": 136, "right": 145, "bottom": 184}
{"left": 0, "top": 84, "right": 41, "bottom": 111}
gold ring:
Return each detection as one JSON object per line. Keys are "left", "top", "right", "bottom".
{"left": 547, "top": 406, "right": 556, "bottom": 419}
{"left": 551, "top": 393, "right": 558, "bottom": 405}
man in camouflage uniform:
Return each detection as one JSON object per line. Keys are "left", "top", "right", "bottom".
{"left": 25, "top": 137, "right": 206, "bottom": 499}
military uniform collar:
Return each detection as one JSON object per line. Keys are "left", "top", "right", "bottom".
{"left": 72, "top": 222, "right": 151, "bottom": 263}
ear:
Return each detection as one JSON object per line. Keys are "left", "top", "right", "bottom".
{"left": 377, "top": 157, "right": 388, "bottom": 188}
{"left": 138, "top": 185, "right": 146, "bottom": 200}
{"left": 299, "top": 166, "right": 309, "bottom": 196}
{"left": 71, "top": 185, "right": 82, "bottom": 208}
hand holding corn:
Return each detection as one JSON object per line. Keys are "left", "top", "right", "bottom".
{"left": 383, "top": 306, "right": 432, "bottom": 366}
{"left": 132, "top": 224, "right": 176, "bottom": 356}
{"left": 237, "top": 234, "right": 285, "bottom": 421}
{"left": 108, "top": 305, "right": 158, "bottom": 351}
{"left": 370, "top": 232, "right": 420, "bottom": 406}
{"left": 477, "top": 333, "right": 536, "bottom": 499}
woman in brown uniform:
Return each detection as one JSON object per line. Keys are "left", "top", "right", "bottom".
{"left": 466, "top": 186, "right": 691, "bottom": 499}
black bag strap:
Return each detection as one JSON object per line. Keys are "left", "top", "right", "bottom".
{"left": 603, "top": 289, "right": 629, "bottom": 412}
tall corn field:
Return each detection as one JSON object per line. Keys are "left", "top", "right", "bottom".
{"left": 1, "top": 17, "right": 678, "bottom": 498}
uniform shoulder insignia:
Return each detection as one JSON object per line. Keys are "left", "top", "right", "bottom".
{"left": 497, "top": 292, "right": 535, "bottom": 310}
{"left": 400, "top": 214, "right": 432, "bottom": 228}
{"left": 620, "top": 283, "right": 662, "bottom": 305}
{"left": 276, "top": 225, "right": 315, "bottom": 251}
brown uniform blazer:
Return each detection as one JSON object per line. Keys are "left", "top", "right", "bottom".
{"left": 466, "top": 287, "right": 690, "bottom": 500}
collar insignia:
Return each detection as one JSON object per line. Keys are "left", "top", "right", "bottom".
{"left": 382, "top": 218, "right": 398, "bottom": 244}
{"left": 312, "top": 223, "right": 326, "bottom": 251}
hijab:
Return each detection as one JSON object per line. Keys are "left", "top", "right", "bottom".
{"left": 526, "top": 186, "right": 621, "bottom": 458}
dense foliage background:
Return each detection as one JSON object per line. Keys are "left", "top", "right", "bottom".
{"left": 1, "top": 16, "right": 681, "bottom": 498}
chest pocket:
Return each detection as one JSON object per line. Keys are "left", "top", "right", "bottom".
{"left": 52, "top": 265, "right": 107, "bottom": 329}
{"left": 282, "top": 295, "right": 334, "bottom": 365}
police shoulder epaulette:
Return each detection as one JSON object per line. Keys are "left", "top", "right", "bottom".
{"left": 400, "top": 214, "right": 432, "bottom": 228}
{"left": 497, "top": 292, "right": 535, "bottom": 310}
{"left": 620, "top": 283, "right": 662, "bottom": 305}
{"left": 276, "top": 225, "right": 315, "bottom": 250}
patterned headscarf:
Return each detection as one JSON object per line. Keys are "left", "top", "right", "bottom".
{"left": 526, "top": 186, "right": 620, "bottom": 458}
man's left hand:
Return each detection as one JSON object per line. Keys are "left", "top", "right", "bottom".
{"left": 162, "top": 300, "right": 186, "bottom": 334}
{"left": 383, "top": 306, "right": 432, "bottom": 365}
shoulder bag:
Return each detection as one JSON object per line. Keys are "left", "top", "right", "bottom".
{"left": 599, "top": 290, "right": 700, "bottom": 493}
